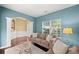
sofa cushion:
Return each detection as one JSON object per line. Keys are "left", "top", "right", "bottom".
{"left": 40, "top": 33, "right": 47, "bottom": 40}
{"left": 53, "top": 40, "right": 69, "bottom": 54}
{"left": 32, "top": 38, "right": 41, "bottom": 44}
{"left": 37, "top": 33, "right": 41, "bottom": 38}
{"left": 37, "top": 33, "right": 47, "bottom": 40}
{"left": 42, "top": 40, "right": 49, "bottom": 46}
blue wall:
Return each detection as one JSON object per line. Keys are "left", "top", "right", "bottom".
{"left": 35, "top": 5, "right": 79, "bottom": 46}
{"left": 0, "top": 6, "right": 35, "bottom": 47}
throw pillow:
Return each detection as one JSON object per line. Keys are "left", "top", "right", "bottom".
{"left": 46, "top": 35, "right": 52, "bottom": 42}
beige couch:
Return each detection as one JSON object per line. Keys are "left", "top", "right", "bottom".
{"left": 31, "top": 33, "right": 50, "bottom": 49}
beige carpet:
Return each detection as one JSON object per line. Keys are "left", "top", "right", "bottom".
{"left": 31, "top": 44, "right": 46, "bottom": 54}
{"left": 5, "top": 42, "right": 46, "bottom": 54}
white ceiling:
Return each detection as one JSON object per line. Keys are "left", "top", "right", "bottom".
{"left": 2, "top": 4, "right": 75, "bottom": 17}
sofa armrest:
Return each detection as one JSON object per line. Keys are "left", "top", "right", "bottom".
{"left": 46, "top": 48, "right": 54, "bottom": 54}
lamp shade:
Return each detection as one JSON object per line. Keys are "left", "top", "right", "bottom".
{"left": 63, "top": 28, "right": 73, "bottom": 34}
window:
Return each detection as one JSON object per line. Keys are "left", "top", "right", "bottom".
{"left": 50, "top": 19, "right": 61, "bottom": 37}
{"left": 42, "top": 21, "right": 50, "bottom": 34}
{"left": 42, "top": 19, "right": 61, "bottom": 37}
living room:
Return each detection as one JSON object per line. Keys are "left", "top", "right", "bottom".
{"left": 0, "top": 4, "right": 79, "bottom": 54}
